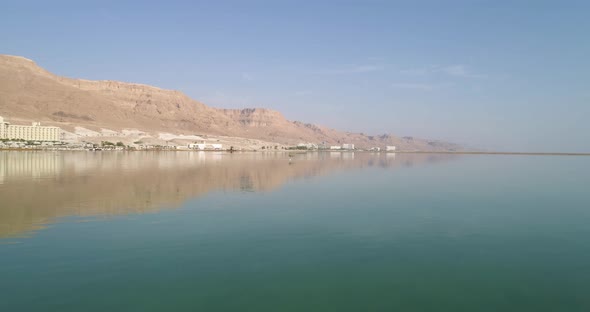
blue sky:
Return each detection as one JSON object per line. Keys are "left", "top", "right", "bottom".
{"left": 1, "top": 0, "right": 589, "bottom": 151}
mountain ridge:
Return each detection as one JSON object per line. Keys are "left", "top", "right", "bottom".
{"left": 0, "top": 54, "right": 460, "bottom": 150}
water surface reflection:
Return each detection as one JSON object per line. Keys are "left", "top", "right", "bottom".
{"left": 0, "top": 151, "right": 457, "bottom": 238}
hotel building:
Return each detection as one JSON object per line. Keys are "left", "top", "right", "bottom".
{"left": 0, "top": 116, "right": 61, "bottom": 141}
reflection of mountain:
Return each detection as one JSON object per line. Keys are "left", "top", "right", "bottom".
{"left": 0, "top": 151, "right": 458, "bottom": 238}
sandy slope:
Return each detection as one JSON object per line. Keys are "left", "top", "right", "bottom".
{"left": 0, "top": 55, "right": 460, "bottom": 150}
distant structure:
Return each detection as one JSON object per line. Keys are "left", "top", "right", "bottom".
{"left": 342, "top": 143, "right": 355, "bottom": 150}
{"left": 0, "top": 116, "right": 61, "bottom": 141}
{"left": 386, "top": 146, "right": 396, "bottom": 152}
{"left": 330, "top": 146, "right": 342, "bottom": 150}
{"left": 297, "top": 142, "right": 318, "bottom": 150}
{"left": 188, "top": 141, "right": 223, "bottom": 150}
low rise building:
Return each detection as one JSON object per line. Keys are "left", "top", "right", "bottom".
{"left": 297, "top": 142, "right": 318, "bottom": 150}
{"left": 188, "top": 142, "right": 223, "bottom": 150}
{"left": 386, "top": 146, "right": 396, "bottom": 152}
{"left": 342, "top": 143, "right": 355, "bottom": 150}
{"left": 188, "top": 143, "right": 206, "bottom": 150}
{"left": 330, "top": 146, "right": 341, "bottom": 150}
{"left": 0, "top": 116, "right": 61, "bottom": 141}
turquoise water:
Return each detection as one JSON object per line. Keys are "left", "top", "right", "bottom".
{"left": 1, "top": 152, "right": 589, "bottom": 311}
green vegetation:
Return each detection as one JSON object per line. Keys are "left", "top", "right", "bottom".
{"left": 287, "top": 146, "right": 308, "bottom": 150}
{"left": 0, "top": 138, "right": 25, "bottom": 142}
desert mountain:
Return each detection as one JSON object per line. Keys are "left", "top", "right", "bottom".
{"left": 0, "top": 54, "right": 459, "bottom": 150}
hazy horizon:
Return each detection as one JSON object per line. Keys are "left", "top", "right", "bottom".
{"left": 1, "top": 1, "right": 589, "bottom": 152}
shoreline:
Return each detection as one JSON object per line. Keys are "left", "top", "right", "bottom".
{"left": 1, "top": 149, "right": 589, "bottom": 156}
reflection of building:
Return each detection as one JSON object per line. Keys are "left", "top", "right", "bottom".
{"left": 0, "top": 116, "right": 61, "bottom": 141}
{"left": 0, "top": 151, "right": 64, "bottom": 181}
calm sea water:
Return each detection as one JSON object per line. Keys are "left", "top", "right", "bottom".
{"left": 1, "top": 151, "right": 589, "bottom": 311}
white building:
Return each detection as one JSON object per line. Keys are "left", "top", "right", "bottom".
{"left": 342, "top": 143, "right": 355, "bottom": 150}
{"left": 330, "top": 146, "right": 341, "bottom": 150}
{"left": 188, "top": 142, "right": 223, "bottom": 150}
{"left": 297, "top": 142, "right": 318, "bottom": 149}
{"left": 210, "top": 144, "right": 223, "bottom": 150}
{"left": 386, "top": 146, "right": 396, "bottom": 152}
{"left": 188, "top": 143, "right": 206, "bottom": 150}
{"left": 0, "top": 116, "right": 61, "bottom": 141}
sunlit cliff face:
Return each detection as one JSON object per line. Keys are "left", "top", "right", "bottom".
{"left": 0, "top": 151, "right": 458, "bottom": 238}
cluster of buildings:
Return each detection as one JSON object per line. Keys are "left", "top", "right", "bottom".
{"left": 0, "top": 116, "right": 61, "bottom": 142}
{"left": 0, "top": 115, "right": 401, "bottom": 154}
{"left": 330, "top": 144, "right": 355, "bottom": 150}
{"left": 297, "top": 142, "right": 319, "bottom": 149}
{"left": 323, "top": 143, "right": 397, "bottom": 152}
{"left": 366, "top": 146, "right": 395, "bottom": 152}
{"left": 188, "top": 141, "right": 223, "bottom": 150}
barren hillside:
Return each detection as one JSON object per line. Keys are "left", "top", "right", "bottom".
{"left": 0, "top": 55, "right": 460, "bottom": 150}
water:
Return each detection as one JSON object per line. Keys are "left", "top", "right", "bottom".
{"left": 1, "top": 151, "right": 589, "bottom": 311}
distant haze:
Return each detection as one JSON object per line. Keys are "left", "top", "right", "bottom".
{"left": 1, "top": 1, "right": 589, "bottom": 152}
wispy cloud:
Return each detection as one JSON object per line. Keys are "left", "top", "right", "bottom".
{"left": 390, "top": 82, "right": 455, "bottom": 91}
{"left": 390, "top": 83, "right": 435, "bottom": 91}
{"left": 294, "top": 90, "right": 312, "bottom": 96}
{"left": 439, "top": 65, "right": 485, "bottom": 78}
{"left": 352, "top": 65, "right": 384, "bottom": 73}
{"left": 241, "top": 72, "right": 254, "bottom": 81}
{"left": 314, "top": 64, "right": 385, "bottom": 75}
{"left": 399, "top": 64, "right": 484, "bottom": 78}
{"left": 399, "top": 67, "right": 434, "bottom": 75}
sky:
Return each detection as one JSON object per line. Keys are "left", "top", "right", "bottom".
{"left": 1, "top": 0, "right": 589, "bottom": 152}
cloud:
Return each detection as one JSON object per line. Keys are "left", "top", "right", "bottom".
{"left": 241, "top": 73, "right": 254, "bottom": 81}
{"left": 390, "top": 83, "right": 435, "bottom": 91}
{"left": 398, "top": 67, "right": 433, "bottom": 75}
{"left": 314, "top": 65, "right": 384, "bottom": 75}
{"left": 352, "top": 65, "right": 384, "bottom": 72}
{"left": 294, "top": 90, "right": 312, "bottom": 96}
{"left": 439, "top": 65, "right": 485, "bottom": 78}
{"left": 400, "top": 64, "right": 484, "bottom": 78}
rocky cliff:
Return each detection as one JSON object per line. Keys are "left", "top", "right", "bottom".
{"left": 0, "top": 54, "right": 460, "bottom": 150}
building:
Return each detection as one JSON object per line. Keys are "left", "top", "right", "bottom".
{"left": 188, "top": 142, "right": 223, "bottom": 150}
{"left": 210, "top": 144, "right": 223, "bottom": 150}
{"left": 297, "top": 142, "right": 318, "bottom": 150}
{"left": 188, "top": 143, "right": 206, "bottom": 150}
{"left": 330, "top": 146, "right": 341, "bottom": 150}
{"left": 0, "top": 116, "right": 61, "bottom": 141}
{"left": 386, "top": 146, "right": 396, "bottom": 152}
{"left": 342, "top": 143, "right": 355, "bottom": 150}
